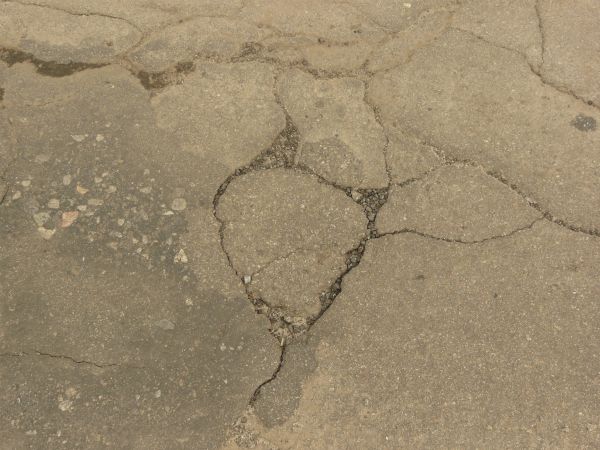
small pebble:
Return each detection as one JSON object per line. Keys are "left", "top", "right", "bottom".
{"left": 60, "top": 211, "right": 79, "bottom": 228}
{"left": 77, "top": 205, "right": 87, "bottom": 212}
{"left": 94, "top": 177, "right": 102, "bottom": 184}
{"left": 96, "top": 134, "right": 105, "bottom": 142}
{"left": 139, "top": 187, "right": 152, "bottom": 194}
{"left": 171, "top": 198, "right": 187, "bottom": 211}
{"left": 62, "top": 175, "right": 72, "bottom": 186}
{"left": 71, "top": 134, "right": 86, "bottom": 142}
{"left": 76, "top": 185, "right": 88, "bottom": 195}
{"left": 106, "top": 185, "right": 117, "bottom": 193}
{"left": 155, "top": 319, "right": 175, "bottom": 331}
{"left": 21, "top": 180, "right": 31, "bottom": 187}
{"left": 88, "top": 198, "right": 104, "bottom": 206}
{"left": 37, "top": 227, "right": 55, "bottom": 240}
{"left": 47, "top": 199, "right": 60, "bottom": 209}
{"left": 117, "top": 218, "right": 125, "bottom": 226}
{"left": 33, "top": 212, "right": 50, "bottom": 227}
{"left": 243, "top": 275, "right": 252, "bottom": 284}
{"left": 174, "top": 249, "right": 188, "bottom": 264}
{"left": 12, "top": 191, "right": 21, "bottom": 200}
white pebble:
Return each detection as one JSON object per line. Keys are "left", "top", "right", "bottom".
{"left": 174, "top": 249, "right": 188, "bottom": 264}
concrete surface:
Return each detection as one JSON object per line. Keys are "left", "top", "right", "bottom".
{"left": 1, "top": 1, "right": 599, "bottom": 449}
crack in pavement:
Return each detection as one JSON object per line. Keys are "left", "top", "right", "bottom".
{"left": 376, "top": 217, "right": 544, "bottom": 244}
{"left": 0, "top": 350, "right": 145, "bottom": 369}
{"left": 534, "top": 0, "right": 545, "bottom": 68}
{"left": 4, "top": 0, "right": 144, "bottom": 33}
{"left": 383, "top": 123, "right": 600, "bottom": 239}
{"left": 449, "top": 27, "right": 599, "bottom": 111}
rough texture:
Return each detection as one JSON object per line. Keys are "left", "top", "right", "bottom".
{"left": 386, "top": 129, "right": 443, "bottom": 184}
{"left": 129, "top": 18, "right": 269, "bottom": 72}
{"left": 539, "top": 0, "right": 600, "bottom": 106}
{"left": 0, "top": 1, "right": 141, "bottom": 64}
{"left": 279, "top": 70, "right": 388, "bottom": 188}
{"left": 369, "top": 29, "right": 600, "bottom": 231}
{"left": 247, "top": 222, "right": 600, "bottom": 448}
{"left": 8, "top": 0, "right": 244, "bottom": 31}
{"left": 0, "top": 63, "right": 279, "bottom": 448}
{"left": 241, "top": 0, "right": 385, "bottom": 43}
{"left": 3, "top": 3, "right": 600, "bottom": 448}
{"left": 151, "top": 62, "right": 285, "bottom": 193}
{"left": 216, "top": 169, "right": 366, "bottom": 318}
{"left": 377, "top": 165, "right": 542, "bottom": 241}
{"left": 348, "top": 0, "right": 458, "bottom": 32}
{"left": 453, "top": 0, "right": 542, "bottom": 70}
{"left": 367, "top": 9, "right": 452, "bottom": 72}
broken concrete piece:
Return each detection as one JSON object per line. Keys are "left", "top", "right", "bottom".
{"left": 250, "top": 221, "right": 600, "bottom": 448}
{"left": 279, "top": 70, "right": 388, "bottom": 188}
{"left": 386, "top": 130, "right": 443, "bottom": 184}
{"left": 216, "top": 169, "right": 366, "bottom": 317}
{"left": 129, "top": 17, "right": 269, "bottom": 72}
{"left": 369, "top": 29, "right": 600, "bottom": 231}
{"left": 367, "top": 9, "right": 452, "bottom": 72}
{"left": 249, "top": 249, "right": 347, "bottom": 318}
{"left": 152, "top": 62, "right": 285, "bottom": 172}
{"left": 0, "top": 1, "right": 141, "bottom": 64}
{"left": 377, "top": 164, "right": 542, "bottom": 241}
{"left": 453, "top": 0, "right": 543, "bottom": 70}
{"left": 539, "top": 0, "right": 600, "bottom": 106}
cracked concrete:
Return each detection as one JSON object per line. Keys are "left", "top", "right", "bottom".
{"left": 2, "top": 1, "right": 600, "bottom": 448}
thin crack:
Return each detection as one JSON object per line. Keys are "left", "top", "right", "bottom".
{"left": 376, "top": 217, "right": 544, "bottom": 244}
{"left": 249, "top": 344, "right": 286, "bottom": 404}
{"left": 0, "top": 350, "right": 143, "bottom": 369}
{"left": 4, "top": 0, "right": 143, "bottom": 33}
{"left": 212, "top": 115, "right": 303, "bottom": 340}
{"left": 450, "top": 27, "right": 599, "bottom": 111}
{"left": 389, "top": 125, "right": 600, "bottom": 239}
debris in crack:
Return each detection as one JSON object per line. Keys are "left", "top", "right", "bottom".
{"left": 212, "top": 116, "right": 303, "bottom": 339}
{"left": 313, "top": 187, "right": 389, "bottom": 327}
{"left": 214, "top": 165, "right": 366, "bottom": 339}
{"left": 350, "top": 187, "right": 389, "bottom": 237}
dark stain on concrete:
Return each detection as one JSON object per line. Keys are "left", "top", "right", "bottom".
{"left": 571, "top": 114, "right": 597, "bottom": 132}
{"left": 0, "top": 48, "right": 105, "bottom": 77}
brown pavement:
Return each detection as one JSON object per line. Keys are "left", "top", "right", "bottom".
{"left": 1, "top": 1, "right": 600, "bottom": 449}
